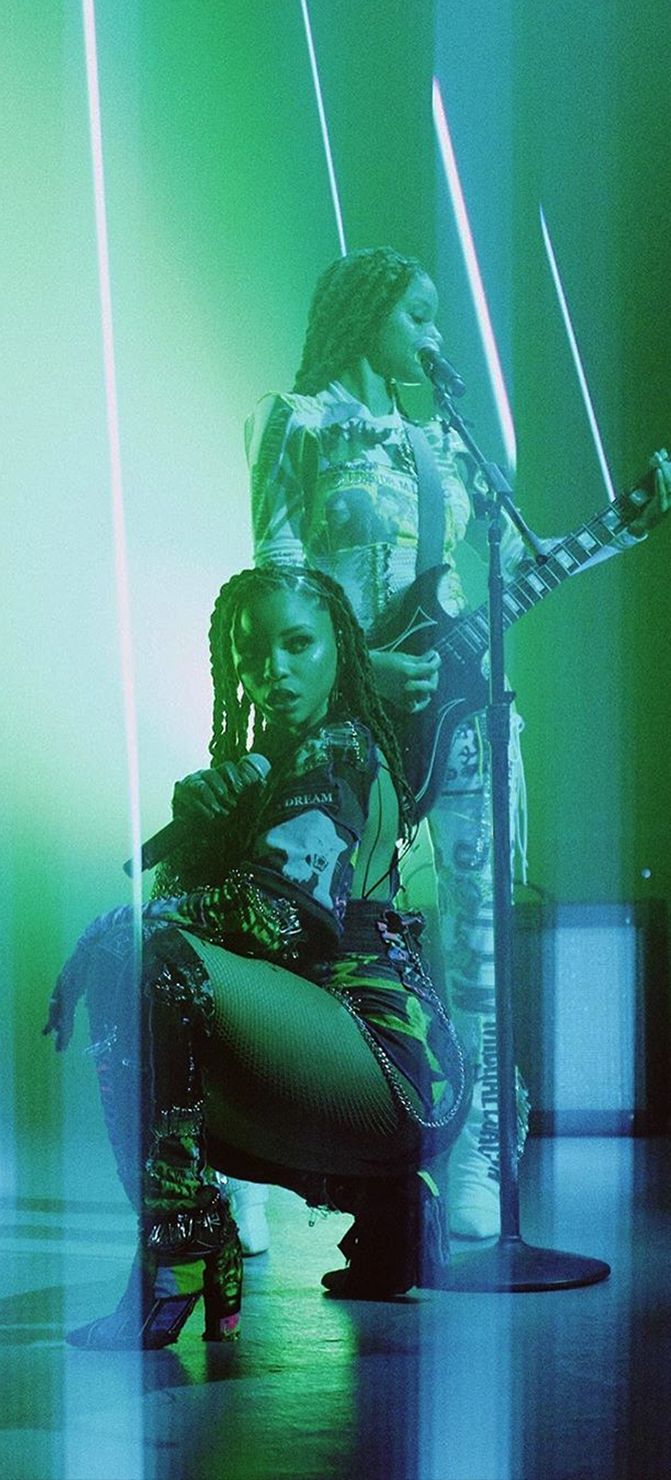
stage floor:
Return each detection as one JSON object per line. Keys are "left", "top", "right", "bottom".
{"left": 1, "top": 1137, "right": 670, "bottom": 1480}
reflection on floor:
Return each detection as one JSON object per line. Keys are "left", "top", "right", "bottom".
{"left": 1, "top": 1138, "right": 670, "bottom": 1480}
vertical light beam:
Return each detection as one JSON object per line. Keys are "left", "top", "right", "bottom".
{"left": 432, "top": 77, "right": 516, "bottom": 471}
{"left": 81, "top": 0, "right": 143, "bottom": 913}
{"left": 540, "top": 206, "right": 616, "bottom": 502}
{"left": 300, "top": 0, "right": 347, "bottom": 256}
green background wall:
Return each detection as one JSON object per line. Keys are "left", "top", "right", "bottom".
{"left": 2, "top": 0, "right": 668, "bottom": 1200}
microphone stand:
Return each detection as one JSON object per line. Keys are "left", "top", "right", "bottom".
{"left": 431, "top": 374, "right": 610, "bottom": 1291}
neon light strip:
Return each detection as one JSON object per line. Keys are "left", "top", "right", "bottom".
{"left": 82, "top": 0, "right": 143, "bottom": 916}
{"left": 300, "top": 0, "right": 347, "bottom": 256}
{"left": 432, "top": 77, "right": 516, "bottom": 471}
{"left": 540, "top": 207, "right": 616, "bottom": 502}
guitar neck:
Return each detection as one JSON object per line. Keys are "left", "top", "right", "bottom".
{"left": 443, "top": 490, "right": 634, "bottom": 665}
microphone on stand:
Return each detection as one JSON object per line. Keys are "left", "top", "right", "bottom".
{"left": 417, "top": 344, "right": 466, "bottom": 398}
{"left": 123, "top": 752, "right": 271, "bottom": 876}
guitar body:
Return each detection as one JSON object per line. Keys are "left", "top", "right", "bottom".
{"left": 368, "top": 456, "right": 664, "bottom": 816}
{"left": 369, "top": 565, "right": 489, "bottom": 817}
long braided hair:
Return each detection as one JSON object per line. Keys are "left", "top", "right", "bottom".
{"left": 293, "top": 246, "right": 423, "bottom": 396}
{"left": 154, "top": 564, "right": 415, "bottom": 897}
{"left": 207, "top": 564, "right": 415, "bottom": 842}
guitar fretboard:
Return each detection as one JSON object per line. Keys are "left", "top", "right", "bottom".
{"left": 442, "top": 491, "right": 634, "bottom": 666}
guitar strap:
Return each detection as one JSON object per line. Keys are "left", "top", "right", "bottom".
{"left": 403, "top": 420, "right": 446, "bottom": 576}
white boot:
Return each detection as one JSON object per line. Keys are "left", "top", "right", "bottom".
{"left": 224, "top": 1179, "right": 270, "bottom": 1257}
{"left": 448, "top": 1016, "right": 529, "bottom": 1239}
{"left": 448, "top": 1033, "right": 501, "bottom": 1239}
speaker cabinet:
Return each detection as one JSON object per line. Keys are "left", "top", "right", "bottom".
{"left": 512, "top": 901, "right": 670, "bottom": 1135}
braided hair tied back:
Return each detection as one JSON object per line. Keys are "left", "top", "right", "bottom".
{"left": 294, "top": 246, "right": 423, "bottom": 397}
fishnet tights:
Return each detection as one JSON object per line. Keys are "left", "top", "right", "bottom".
{"left": 181, "top": 931, "right": 416, "bottom": 1178}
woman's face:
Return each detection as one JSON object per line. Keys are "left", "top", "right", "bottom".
{"left": 369, "top": 271, "right": 441, "bottom": 384}
{"left": 232, "top": 586, "right": 339, "bottom": 735}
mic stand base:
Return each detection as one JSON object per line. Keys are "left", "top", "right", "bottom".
{"left": 448, "top": 1236, "right": 611, "bottom": 1293}
{"left": 430, "top": 378, "right": 611, "bottom": 1298}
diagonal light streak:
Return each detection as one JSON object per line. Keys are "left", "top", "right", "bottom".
{"left": 540, "top": 206, "right": 616, "bottom": 503}
{"left": 82, "top": 0, "right": 143, "bottom": 919}
{"left": 432, "top": 76, "right": 516, "bottom": 471}
{"left": 300, "top": 0, "right": 347, "bottom": 256}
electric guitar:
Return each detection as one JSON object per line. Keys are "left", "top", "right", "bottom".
{"left": 369, "top": 461, "right": 662, "bottom": 816}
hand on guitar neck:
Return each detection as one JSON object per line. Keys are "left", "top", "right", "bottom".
{"left": 511, "top": 448, "right": 670, "bottom": 567}
{"left": 623, "top": 448, "right": 671, "bottom": 537}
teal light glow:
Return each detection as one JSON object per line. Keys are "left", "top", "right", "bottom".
{"left": 82, "top": 0, "right": 143, "bottom": 916}
{"left": 540, "top": 206, "right": 616, "bottom": 503}
{"left": 432, "top": 75, "right": 516, "bottom": 471}
{"left": 300, "top": 0, "right": 347, "bottom": 255}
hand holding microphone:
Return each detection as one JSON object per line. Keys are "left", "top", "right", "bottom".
{"left": 172, "top": 755, "right": 270, "bottom": 825}
{"left": 123, "top": 753, "right": 271, "bottom": 876}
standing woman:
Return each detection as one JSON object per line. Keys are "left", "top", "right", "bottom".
{"left": 45, "top": 565, "right": 469, "bottom": 1347}
{"left": 246, "top": 247, "right": 668, "bottom": 1237}
{"left": 246, "top": 246, "right": 529, "bottom": 1240}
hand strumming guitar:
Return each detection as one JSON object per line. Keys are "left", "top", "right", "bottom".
{"left": 370, "top": 647, "right": 441, "bottom": 714}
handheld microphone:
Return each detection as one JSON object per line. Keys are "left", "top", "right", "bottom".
{"left": 123, "top": 753, "right": 271, "bottom": 876}
{"left": 417, "top": 344, "right": 466, "bottom": 398}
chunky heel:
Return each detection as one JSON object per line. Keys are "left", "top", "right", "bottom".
{"left": 202, "top": 1233, "right": 243, "bottom": 1342}
{"left": 66, "top": 1193, "right": 243, "bottom": 1351}
{"left": 137, "top": 1290, "right": 202, "bottom": 1348}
